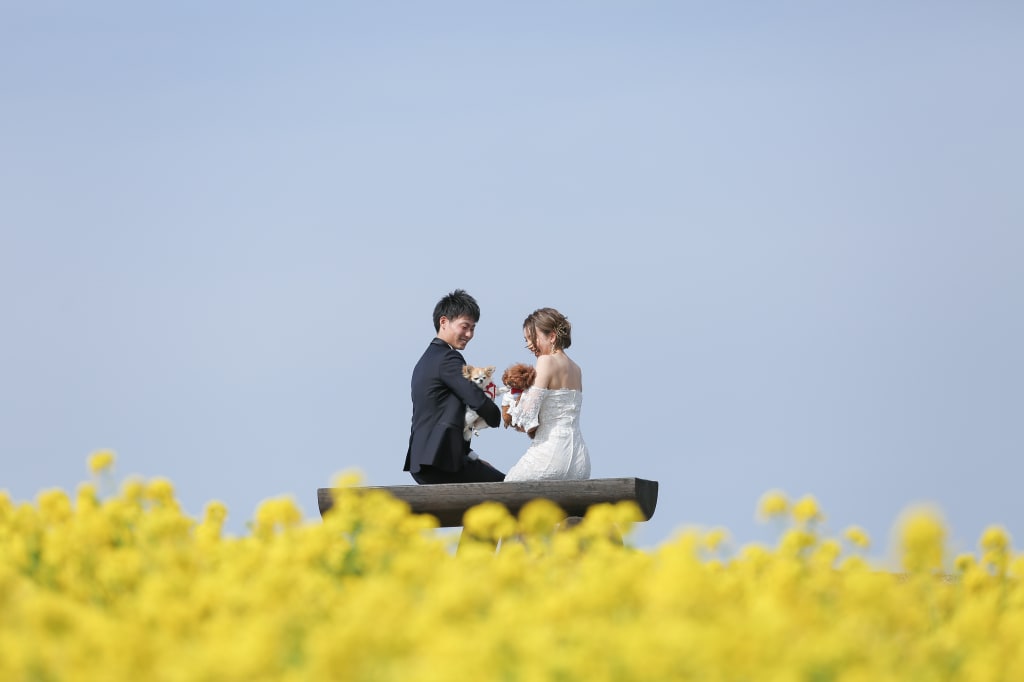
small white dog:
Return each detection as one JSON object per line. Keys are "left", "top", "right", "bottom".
{"left": 462, "top": 364, "right": 496, "bottom": 443}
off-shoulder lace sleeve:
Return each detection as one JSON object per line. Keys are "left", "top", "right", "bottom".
{"left": 510, "top": 387, "right": 547, "bottom": 432}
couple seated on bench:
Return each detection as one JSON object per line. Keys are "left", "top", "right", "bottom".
{"left": 404, "top": 291, "right": 590, "bottom": 485}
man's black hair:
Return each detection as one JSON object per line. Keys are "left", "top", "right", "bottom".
{"left": 433, "top": 289, "right": 481, "bottom": 332}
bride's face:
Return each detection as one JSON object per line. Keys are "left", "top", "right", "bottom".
{"left": 524, "top": 326, "right": 555, "bottom": 357}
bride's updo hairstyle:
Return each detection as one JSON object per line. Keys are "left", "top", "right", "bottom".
{"left": 523, "top": 307, "right": 572, "bottom": 352}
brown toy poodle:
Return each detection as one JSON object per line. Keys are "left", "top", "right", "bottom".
{"left": 500, "top": 363, "right": 537, "bottom": 428}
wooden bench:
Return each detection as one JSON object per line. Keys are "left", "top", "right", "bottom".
{"left": 316, "top": 477, "right": 659, "bottom": 528}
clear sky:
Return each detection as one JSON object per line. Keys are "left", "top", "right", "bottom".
{"left": 3, "top": 2, "right": 1022, "bottom": 560}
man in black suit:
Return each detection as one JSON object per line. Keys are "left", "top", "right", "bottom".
{"left": 404, "top": 289, "right": 505, "bottom": 484}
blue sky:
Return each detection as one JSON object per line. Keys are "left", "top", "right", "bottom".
{"left": 3, "top": 2, "right": 1022, "bottom": 560}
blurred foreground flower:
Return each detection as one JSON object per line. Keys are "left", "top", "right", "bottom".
{"left": 10, "top": 454, "right": 1024, "bottom": 682}
{"left": 702, "top": 527, "right": 729, "bottom": 552}
{"left": 463, "top": 501, "right": 517, "bottom": 543}
{"left": 980, "top": 524, "right": 1011, "bottom": 576}
{"left": 791, "top": 494, "right": 823, "bottom": 525}
{"left": 254, "top": 496, "right": 303, "bottom": 537}
{"left": 88, "top": 449, "right": 116, "bottom": 474}
{"left": 844, "top": 525, "right": 871, "bottom": 549}
{"left": 331, "top": 469, "right": 365, "bottom": 488}
{"left": 980, "top": 524, "right": 1010, "bottom": 553}
{"left": 517, "top": 498, "right": 566, "bottom": 537}
{"left": 897, "top": 505, "right": 946, "bottom": 573}
{"left": 756, "top": 489, "right": 788, "bottom": 520}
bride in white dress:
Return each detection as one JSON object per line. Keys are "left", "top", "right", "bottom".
{"left": 506, "top": 308, "right": 590, "bottom": 481}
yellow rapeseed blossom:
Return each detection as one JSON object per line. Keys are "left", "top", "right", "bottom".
{"left": 517, "top": 498, "right": 566, "bottom": 537}
{"left": 576, "top": 502, "right": 638, "bottom": 547}
{"left": 144, "top": 477, "right": 177, "bottom": 507}
{"left": 37, "top": 488, "right": 73, "bottom": 524}
{"left": 196, "top": 500, "right": 229, "bottom": 545}
{"left": 791, "top": 494, "right": 824, "bottom": 525}
{"left": 812, "top": 538, "right": 842, "bottom": 568}
{"left": 954, "top": 553, "right": 976, "bottom": 573}
{"left": 331, "top": 469, "right": 365, "bottom": 488}
{"left": 75, "top": 482, "right": 99, "bottom": 512}
{"left": 119, "top": 476, "right": 145, "bottom": 504}
{"left": 702, "top": 527, "right": 730, "bottom": 553}
{"left": 778, "top": 527, "right": 817, "bottom": 558}
{"left": 897, "top": 505, "right": 947, "bottom": 573}
{"left": 980, "top": 524, "right": 1010, "bottom": 553}
{"left": 979, "top": 525, "right": 1011, "bottom": 576}
{"left": 253, "top": 496, "right": 303, "bottom": 538}
{"left": 87, "top": 449, "right": 116, "bottom": 474}
{"left": 3, "top": 452, "right": 1024, "bottom": 681}
{"left": 844, "top": 524, "right": 871, "bottom": 549}
{"left": 462, "top": 501, "right": 517, "bottom": 542}
{"left": 203, "top": 500, "right": 228, "bottom": 525}
{"left": 756, "top": 489, "right": 789, "bottom": 520}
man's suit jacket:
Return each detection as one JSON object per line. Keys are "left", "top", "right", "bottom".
{"left": 404, "top": 338, "right": 501, "bottom": 474}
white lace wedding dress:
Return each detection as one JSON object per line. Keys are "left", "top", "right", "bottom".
{"left": 506, "top": 387, "right": 590, "bottom": 481}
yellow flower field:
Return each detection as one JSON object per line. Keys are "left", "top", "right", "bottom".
{"left": 2, "top": 454, "right": 1023, "bottom": 681}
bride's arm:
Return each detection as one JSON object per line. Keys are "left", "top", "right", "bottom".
{"left": 510, "top": 386, "right": 547, "bottom": 436}
{"left": 512, "top": 355, "right": 554, "bottom": 436}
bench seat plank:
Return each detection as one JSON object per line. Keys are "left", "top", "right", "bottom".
{"left": 317, "top": 477, "right": 658, "bottom": 528}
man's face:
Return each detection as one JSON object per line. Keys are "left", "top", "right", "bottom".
{"left": 438, "top": 315, "right": 476, "bottom": 350}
